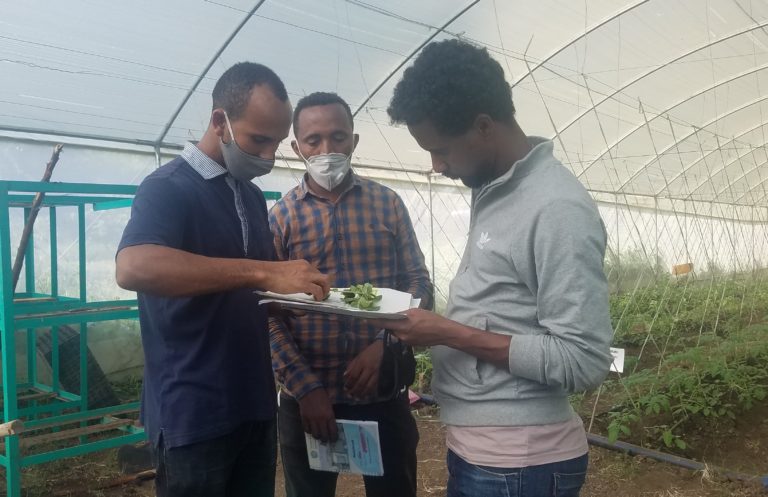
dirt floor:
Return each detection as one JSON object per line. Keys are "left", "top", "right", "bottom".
{"left": 5, "top": 406, "right": 768, "bottom": 497}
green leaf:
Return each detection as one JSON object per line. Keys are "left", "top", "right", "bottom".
{"left": 608, "top": 424, "right": 620, "bottom": 443}
{"left": 662, "top": 430, "right": 673, "bottom": 447}
{"left": 620, "top": 425, "right": 631, "bottom": 436}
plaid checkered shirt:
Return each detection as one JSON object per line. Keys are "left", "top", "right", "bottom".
{"left": 268, "top": 173, "right": 433, "bottom": 404}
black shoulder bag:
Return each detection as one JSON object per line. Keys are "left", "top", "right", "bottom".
{"left": 377, "top": 330, "right": 416, "bottom": 400}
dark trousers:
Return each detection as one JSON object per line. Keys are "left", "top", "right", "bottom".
{"left": 278, "top": 393, "right": 419, "bottom": 497}
{"left": 152, "top": 419, "right": 277, "bottom": 497}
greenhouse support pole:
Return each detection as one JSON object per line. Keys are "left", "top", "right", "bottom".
{"left": 157, "top": 0, "right": 269, "bottom": 143}
{"left": 615, "top": 194, "right": 621, "bottom": 292}
{"left": 710, "top": 210, "right": 714, "bottom": 269}
{"left": 353, "top": 0, "right": 480, "bottom": 117}
{"left": 759, "top": 207, "right": 768, "bottom": 269}
{"left": 751, "top": 208, "right": 756, "bottom": 274}
{"left": 654, "top": 196, "right": 659, "bottom": 268}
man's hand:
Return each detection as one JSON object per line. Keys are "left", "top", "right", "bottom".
{"left": 116, "top": 245, "right": 330, "bottom": 299}
{"left": 367, "top": 308, "right": 456, "bottom": 347}
{"left": 262, "top": 260, "right": 330, "bottom": 301}
{"left": 297, "top": 388, "right": 338, "bottom": 443}
{"left": 343, "top": 339, "right": 384, "bottom": 399}
{"left": 369, "top": 309, "right": 512, "bottom": 369}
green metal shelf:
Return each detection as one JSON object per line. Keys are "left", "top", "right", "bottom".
{"left": 0, "top": 180, "right": 144, "bottom": 497}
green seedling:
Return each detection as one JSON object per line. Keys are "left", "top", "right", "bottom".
{"left": 340, "top": 283, "right": 382, "bottom": 310}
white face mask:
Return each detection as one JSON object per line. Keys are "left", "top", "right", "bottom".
{"left": 300, "top": 152, "right": 352, "bottom": 192}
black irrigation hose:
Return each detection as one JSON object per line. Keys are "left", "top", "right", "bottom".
{"left": 410, "top": 395, "right": 768, "bottom": 488}
{"left": 587, "top": 433, "right": 768, "bottom": 489}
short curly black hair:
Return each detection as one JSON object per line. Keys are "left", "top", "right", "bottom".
{"left": 212, "top": 62, "right": 288, "bottom": 120}
{"left": 293, "top": 92, "right": 353, "bottom": 134}
{"left": 387, "top": 39, "right": 514, "bottom": 136}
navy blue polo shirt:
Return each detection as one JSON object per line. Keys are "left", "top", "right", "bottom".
{"left": 118, "top": 144, "right": 276, "bottom": 448}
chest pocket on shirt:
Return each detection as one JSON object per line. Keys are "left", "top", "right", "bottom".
{"left": 366, "top": 223, "right": 394, "bottom": 243}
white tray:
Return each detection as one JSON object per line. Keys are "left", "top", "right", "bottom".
{"left": 254, "top": 288, "right": 417, "bottom": 320}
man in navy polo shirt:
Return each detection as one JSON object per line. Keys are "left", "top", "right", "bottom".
{"left": 116, "top": 62, "right": 329, "bottom": 497}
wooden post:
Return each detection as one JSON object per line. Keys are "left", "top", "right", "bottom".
{"left": 11, "top": 144, "right": 63, "bottom": 292}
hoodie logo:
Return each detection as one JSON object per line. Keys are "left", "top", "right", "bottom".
{"left": 476, "top": 232, "right": 491, "bottom": 250}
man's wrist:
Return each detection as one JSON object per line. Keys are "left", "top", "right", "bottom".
{"left": 441, "top": 320, "right": 474, "bottom": 348}
{"left": 295, "top": 384, "right": 324, "bottom": 401}
{"left": 248, "top": 260, "right": 269, "bottom": 288}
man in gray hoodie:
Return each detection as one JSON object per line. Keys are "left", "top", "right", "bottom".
{"left": 374, "top": 39, "right": 613, "bottom": 497}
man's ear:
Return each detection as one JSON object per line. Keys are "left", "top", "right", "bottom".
{"left": 353, "top": 133, "right": 360, "bottom": 151}
{"left": 211, "top": 109, "right": 228, "bottom": 140}
{"left": 473, "top": 114, "right": 495, "bottom": 139}
{"left": 291, "top": 140, "right": 301, "bottom": 159}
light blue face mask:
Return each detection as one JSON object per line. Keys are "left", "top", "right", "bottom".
{"left": 220, "top": 112, "right": 275, "bottom": 181}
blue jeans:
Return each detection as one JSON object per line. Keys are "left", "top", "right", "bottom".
{"left": 446, "top": 450, "right": 588, "bottom": 497}
{"left": 152, "top": 420, "right": 277, "bottom": 497}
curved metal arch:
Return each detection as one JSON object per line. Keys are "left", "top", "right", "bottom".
{"left": 730, "top": 157, "right": 768, "bottom": 204}
{"left": 711, "top": 153, "right": 768, "bottom": 205}
{"left": 0, "top": 124, "right": 182, "bottom": 151}
{"left": 577, "top": 61, "right": 768, "bottom": 189}
{"left": 156, "top": 0, "right": 268, "bottom": 144}
{"left": 624, "top": 94, "right": 768, "bottom": 196}
{"left": 656, "top": 119, "right": 768, "bottom": 197}
{"left": 512, "top": 0, "right": 649, "bottom": 86}
{"left": 554, "top": 20, "right": 768, "bottom": 170}
{"left": 693, "top": 138, "right": 768, "bottom": 202}
{"left": 352, "top": 0, "right": 480, "bottom": 117}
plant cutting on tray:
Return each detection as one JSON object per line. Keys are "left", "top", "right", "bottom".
{"left": 254, "top": 283, "right": 419, "bottom": 319}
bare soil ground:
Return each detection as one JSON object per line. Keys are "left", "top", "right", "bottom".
{"left": 4, "top": 405, "right": 767, "bottom": 497}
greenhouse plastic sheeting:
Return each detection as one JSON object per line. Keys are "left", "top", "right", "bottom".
{"left": 4, "top": 0, "right": 768, "bottom": 206}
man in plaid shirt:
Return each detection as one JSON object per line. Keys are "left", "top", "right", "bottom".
{"left": 269, "top": 92, "right": 433, "bottom": 497}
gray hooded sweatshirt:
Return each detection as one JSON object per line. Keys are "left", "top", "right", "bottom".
{"left": 432, "top": 137, "right": 613, "bottom": 427}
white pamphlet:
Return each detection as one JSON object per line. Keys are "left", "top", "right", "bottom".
{"left": 305, "top": 419, "right": 383, "bottom": 476}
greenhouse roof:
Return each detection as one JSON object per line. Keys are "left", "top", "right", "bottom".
{"left": 4, "top": 0, "right": 768, "bottom": 206}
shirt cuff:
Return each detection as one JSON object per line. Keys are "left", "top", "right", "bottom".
{"left": 290, "top": 381, "right": 326, "bottom": 401}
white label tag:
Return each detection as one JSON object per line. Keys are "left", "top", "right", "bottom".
{"left": 610, "top": 347, "right": 625, "bottom": 373}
